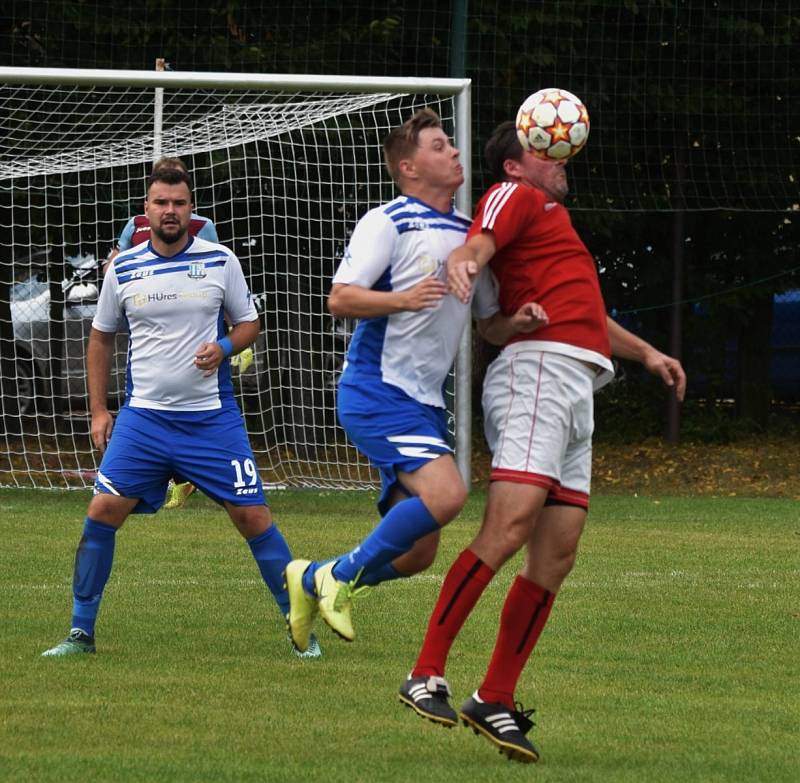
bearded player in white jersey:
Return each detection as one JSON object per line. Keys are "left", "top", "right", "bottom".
{"left": 284, "top": 109, "right": 546, "bottom": 654}
{"left": 42, "top": 166, "right": 319, "bottom": 658}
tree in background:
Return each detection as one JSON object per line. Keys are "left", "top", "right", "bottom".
{"left": 1, "top": 0, "right": 797, "bottom": 438}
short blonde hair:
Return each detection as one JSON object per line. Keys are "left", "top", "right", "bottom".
{"left": 382, "top": 108, "right": 443, "bottom": 184}
{"left": 151, "top": 157, "right": 189, "bottom": 175}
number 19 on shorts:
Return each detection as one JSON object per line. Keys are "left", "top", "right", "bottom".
{"left": 231, "top": 458, "right": 260, "bottom": 496}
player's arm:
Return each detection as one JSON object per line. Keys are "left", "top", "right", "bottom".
{"left": 478, "top": 301, "right": 549, "bottom": 346}
{"left": 447, "top": 232, "right": 497, "bottom": 304}
{"left": 328, "top": 208, "right": 445, "bottom": 317}
{"left": 195, "top": 318, "right": 260, "bottom": 377}
{"left": 197, "top": 251, "right": 261, "bottom": 376}
{"left": 607, "top": 316, "right": 686, "bottom": 401}
{"left": 87, "top": 327, "right": 116, "bottom": 452}
{"left": 327, "top": 278, "right": 446, "bottom": 319}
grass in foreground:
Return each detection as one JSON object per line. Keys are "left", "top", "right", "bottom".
{"left": 0, "top": 489, "right": 797, "bottom": 783}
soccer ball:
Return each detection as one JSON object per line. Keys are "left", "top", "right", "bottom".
{"left": 515, "top": 88, "right": 590, "bottom": 161}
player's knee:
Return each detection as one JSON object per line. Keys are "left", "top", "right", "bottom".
{"left": 496, "top": 507, "right": 535, "bottom": 552}
{"left": 548, "top": 539, "right": 580, "bottom": 582}
{"left": 424, "top": 483, "right": 467, "bottom": 525}
{"left": 555, "top": 549, "right": 578, "bottom": 580}
{"left": 86, "top": 495, "right": 128, "bottom": 526}
{"left": 227, "top": 503, "right": 272, "bottom": 538}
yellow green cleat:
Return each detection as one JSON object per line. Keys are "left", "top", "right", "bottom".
{"left": 284, "top": 559, "right": 318, "bottom": 653}
{"left": 313, "top": 562, "right": 368, "bottom": 642}
{"left": 164, "top": 481, "right": 196, "bottom": 510}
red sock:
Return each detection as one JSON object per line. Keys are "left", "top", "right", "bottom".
{"left": 478, "top": 575, "right": 555, "bottom": 709}
{"left": 412, "top": 549, "right": 495, "bottom": 677}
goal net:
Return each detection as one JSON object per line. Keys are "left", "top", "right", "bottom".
{"left": 0, "top": 69, "right": 471, "bottom": 491}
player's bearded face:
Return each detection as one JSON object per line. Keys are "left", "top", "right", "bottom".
{"left": 145, "top": 182, "right": 193, "bottom": 245}
{"left": 520, "top": 154, "right": 569, "bottom": 203}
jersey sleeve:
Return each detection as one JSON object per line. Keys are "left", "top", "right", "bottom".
{"left": 223, "top": 251, "right": 259, "bottom": 325}
{"left": 92, "top": 266, "right": 123, "bottom": 332}
{"left": 468, "top": 184, "right": 541, "bottom": 253}
{"left": 198, "top": 220, "right": 219, "bottom": 243}
{"left": 116, "top": 218, "right": 135, "bottom": 251}
{"left": 471, "top": 266, "right": 500, "bottom": 320}
{"left": 332, "top": 208, "right": 395, "bottom": 288}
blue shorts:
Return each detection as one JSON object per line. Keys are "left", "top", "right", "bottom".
{"left": 337, "top": 380, "right": 452, "bottom": 514}
{"left": 93, "top": 403, "right": 266, "bottom": 513}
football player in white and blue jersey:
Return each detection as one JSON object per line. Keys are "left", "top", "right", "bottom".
{"left": 284, "top": 109, "right": 546, "bottom": 653}
{"left": 42, "top": 166, "right": 320, "bottom": 658}
{"left": 103, "top": 157, "right": 221, "bottom": 511}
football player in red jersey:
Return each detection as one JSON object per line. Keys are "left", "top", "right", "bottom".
{"left": 399, "top": 120, "right": 685, "bottom": 763}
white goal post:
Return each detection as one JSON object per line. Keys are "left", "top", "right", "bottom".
{"left": 0, "top": 66, "right": 473, "bottom": 491}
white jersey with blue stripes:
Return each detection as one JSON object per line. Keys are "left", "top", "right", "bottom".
{"left": 93, "top": 236, "right": 257, "bottom": 411}
{"left": 333, "top": 195, "right": 499, "bottom": 408}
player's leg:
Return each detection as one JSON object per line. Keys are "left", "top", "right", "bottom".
{"left": 41, "top": 494, "right": 138, "bottom": 658}
{"left": 175, "top": 405, "right": 319, "bottom": 657}
{"left": 227, "top": 505, "right": 321, "bottom": 659}
{"left": 474, "top": 502, "right": 586, "bottom": 705}
{"left": 376, "top": 452, "right": 465, "bottom": 575}
{"left": 42, "top": 407, "right": 170, "bottom": 657}
{"left": 402, "top": 348, "right": 573, "bottom": 730}
{"left": 224, "top": 501, "right": 291, "bottom": 620}
{"left": 400, "top": 481, "right": 548, "bottom": 724}
{"left": 336, "top": 452, "right": 466, "bottom": 585}
{"left": 290, "top": 383, "right": 458, "bottom": 644}
{"left": 460, "top": 502, "right": 585, "bottom": 763}
{"left": 175, "top": 406, "right": 293, "bottom": 619}
{"left": 478, "top": 356, "right": 596, "bottom": 704}
{"left": 461, "top": 354, "right": 595, "bottom": 762}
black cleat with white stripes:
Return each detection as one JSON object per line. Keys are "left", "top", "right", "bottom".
{"left": 459, "top": 692, "right": 539, "bottom": 763}
{"left": 398, "top": 674, "right": 458, "bottom": 727}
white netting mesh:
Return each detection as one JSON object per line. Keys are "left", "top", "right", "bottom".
{"left": 0, "top": 79, "right": 459, "bottom": 490}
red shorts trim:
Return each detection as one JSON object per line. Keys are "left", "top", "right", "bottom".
{"left": 549, "top": 484, "right": 590, "bottom": 509}
{"left": 490, "top": 468, "right": 589, "bottom": 509}
{"left": 490, "top": 468, "right": 557, "bottom": 490}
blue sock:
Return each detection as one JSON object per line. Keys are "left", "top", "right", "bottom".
{"left": 357, "top": 562, "right": 403, "bottom": 587}
{"left": 71, "top": 517, "right": 117, "bottom": 637}
{"left": 332, "top": 497, "right": 440, "bottom": 584}
{"left": 302, "top": 560, "right": 327, "bottom": 596}
{"left": 248, "top": 524, "right": 291, "bottom": 617}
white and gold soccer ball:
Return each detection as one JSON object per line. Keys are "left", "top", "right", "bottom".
{"left": 515, "top": 88, "right": 590, "bottom": 161}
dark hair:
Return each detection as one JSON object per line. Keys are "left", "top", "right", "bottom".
{"left": 382, "top": 108, "right": 443, "bottom": 184}
{"left": 146, "top": 166, "right": 194, "bottom": 198}
{"left": 484, "top": 120, "right": 524, "bottom": 183}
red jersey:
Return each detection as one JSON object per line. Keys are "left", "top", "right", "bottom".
{"left": 469, "top": 181, "right": 611, "bottom": 361}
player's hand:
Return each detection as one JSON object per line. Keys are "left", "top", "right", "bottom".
{"left": 447, "top": 259, "right": 478, "bottom": 304}
{"left": 91, "top": 408, "right": 114, "bottom": 453}
{"left": 401, "top": 276, "right": 447, "bottom": 311}
{"left": 194, "top": 341, "right": 224, "bottom": 377}
{"left": 511, "top": 302, "right": 549, "bottom": 334}
{"left": 642, "top": 348, "right": 687, "bottom": 401}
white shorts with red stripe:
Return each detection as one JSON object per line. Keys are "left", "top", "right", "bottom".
{"left": 482, "top": 345, "right": 596, "bottom": 508}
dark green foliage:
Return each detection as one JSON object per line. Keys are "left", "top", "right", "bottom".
{"left": 0, "top": 0, "right": 798, "bottom": 438}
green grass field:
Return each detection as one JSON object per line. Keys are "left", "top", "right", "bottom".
{"left": 1, "top": 488, "right": 797, "bottom": 783}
